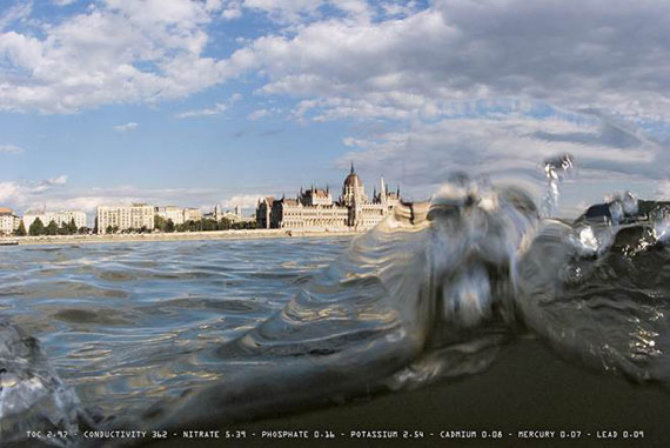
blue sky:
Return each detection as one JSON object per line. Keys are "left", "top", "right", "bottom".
{"left": 1, "top": 0, "right": 670, "bottom": 218}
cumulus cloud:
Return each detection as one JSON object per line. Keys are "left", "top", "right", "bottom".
{"left": 0, "top": 0, "right": 252, "bottom": 113}
{"left": 114, "top": 122, "right": 139, "bottom": 132}
{"left": 220, "top": 0, "right": 670, "bottom": 126}
{"left": 0, "top": 182, "right": 257, "bottom": 219}
{"left": 0, "top": 175, "right": 69, "bottom": 208}
{"left": 338, "top": 109, "right": 665, "bottom": 209}
{"left": 3, "top": 0, "right": 670, "bottom": 124}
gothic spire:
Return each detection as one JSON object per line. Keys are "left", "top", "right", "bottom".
{"left": 350, "top": 161, "right": 355, "bottom": 174}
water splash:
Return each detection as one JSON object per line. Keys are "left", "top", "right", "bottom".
{"left": 4, "top": 174, "right": 670, "bottom": 442}
{"left": 606, "top": 191, "right": 639, "bottom": 226}
{"left": 0, "top": 322, "right": 82, "bottom": 447}
{"left": 541, "top": 154, "right": 575, "bottom": 218}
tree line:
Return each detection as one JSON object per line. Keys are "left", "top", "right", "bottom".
{"left": 15, "top": 218, "right": 89, "bottom": 236}
{"left": 153, "top": 215, "right": 256, "bottom": 233}
{"left": 13, "top": 215, "right": 257, "bottom": 237}
{"left": 98, "top": 215, "right": 257, "bottom": 234}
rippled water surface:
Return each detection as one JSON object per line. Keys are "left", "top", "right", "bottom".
{"left": 0, "top": 238, "right": 350, "bottom": 430}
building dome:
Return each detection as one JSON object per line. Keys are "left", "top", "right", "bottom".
{"left": 343, "top": 162, "right": 363, "bottom": 188}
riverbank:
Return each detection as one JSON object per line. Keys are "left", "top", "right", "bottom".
{"left": 0, "top": 229, "right": 361, "bottom": 246}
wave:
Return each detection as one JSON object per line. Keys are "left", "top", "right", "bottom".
{"left": 2, "top": 170, "right": 670, "bottom": 444}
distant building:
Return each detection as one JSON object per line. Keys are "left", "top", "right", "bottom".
{"left": 97, "top": 204, "right": 154, "bottom": 234}
{"left": 0, "top": 207, "right": 21, "bottom": 235}
{"left": 256, "top": 164, "right": 401, "bottom": 230}
{"left": 155, "top": 206, "right": 203, "bottom": 225}
{"left": 183, "top": 207, "right": 202, "bottom": 223}
{"left": 23, "top": 210, "right": 87, "bottom": 230}
{"left": 204, "top": 204, "right": 247, "bottom": 223}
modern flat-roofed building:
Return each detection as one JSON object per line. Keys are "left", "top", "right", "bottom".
{"left": 97, "top": 204, "right": 154, "bottom": 234}
{"left": 0, "top": 207, "right": 21, "bottom": 235}
{"left": 155, "top": 206, "right": 185, "bottom": 225}
{"left": 183, "top": 207, "right": 202, "bottom": 223}
{"left": 155, "top": 206, "right": 202, "bottom": 225}
{"left": 23, "top": 210, "right": 87, "bottom": 230}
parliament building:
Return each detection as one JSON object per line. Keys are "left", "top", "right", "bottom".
{"left": 256, "top": 164, "right": 401, "bottom": 230}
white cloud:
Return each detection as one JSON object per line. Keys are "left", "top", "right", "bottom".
{"left": 217, "top": 1, "right": 670, "bottom": 127}
{"left": 0, "top": 1, "right": 32, "bottom": 31}
{"left": 0, "top": 175, "right": 69, "bottom": 208}
{"left": 248, "top": 108, "right": 270, "bottom": 120}
{"left": 177, "top": 103, "right": 228, "bottom": 118}
{"left": 0, "top": 144, "right": 24, "bottom": 154}
{"left": 336, "top": 111, "right": 666, "bottom": 210}
{"left": 175, "top": 93, "right": 241, "bottom": 118}
{"left": 0, "top": 182, "right": 19, "bottom": 203}
{"left": 48, "top": 175, "right": 68, "bottom": 186}
{"left": 114, "top": 122, "right": 139, "bottom": 132}
{"left": 53, "top": 0, "right": 77, "bottom": 6}
{"left": 221, "top": 0, "right": 243, "bottom": 20}
{"left": 0, "top": 0, "right": 251, "bottom": 113}
{"left": 219, "top": 194, "right": 265, "bottom": 209}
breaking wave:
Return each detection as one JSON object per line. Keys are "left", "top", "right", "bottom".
{"left": 2, "top": 161, "right": 670, "bottom": 444}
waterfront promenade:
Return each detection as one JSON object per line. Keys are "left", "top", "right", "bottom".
{"left": 0, "top": 228, "right": 360, "bottom": 246}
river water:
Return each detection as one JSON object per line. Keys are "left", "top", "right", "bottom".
{"left": 1, "top": 174, "right": 670, "bottom": 446}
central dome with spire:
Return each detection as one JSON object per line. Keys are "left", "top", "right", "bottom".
{"left": 343, "top": 162, "right": 363, "bottom": 188}
{"left": 341, "top": 162, "right": 366, "bottom": 207}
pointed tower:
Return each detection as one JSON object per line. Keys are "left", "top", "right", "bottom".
{"left": 380, "top": 176, "right": 388, "bottom": 207}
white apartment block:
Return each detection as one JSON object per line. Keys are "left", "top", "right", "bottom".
{"left": 155, "top": 206, "right": 185, "bottom": 225}
{"left": 23, "top": 210, "right": 87, "bottom": 230}
{"left": 97, "top": 204, "right": 154, "bottom": 234}
{"left": 183, "top": 207, "right": 202, "bottom": 222}
{"left": 155, "top": 206, "right": 202, "bottom": 225}
{"left": 0, "top": 208, "right": 20, "bottom": 235}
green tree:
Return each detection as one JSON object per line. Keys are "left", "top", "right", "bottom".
{"left": 46, "top": 220, "right": 59, "bottom": 235}
{"left": 165, "top": 219, "right": 175, "bottom": 233}
{"left": 29, "top": 217, "right": 45, "bottom": 236}
{"left": 219, "top": 218, "right": 231, "bottom": 230}
{"left": 154, "top": 215, "right": 166, "bottom": 232}
{"left": 67, "top": 218, "right": 77, "bottom": 234}
{"left": 14, "top": 221, "right": 27, "bottom": 236}
{"left": 106, "top": 225, "right": 114, "bottom": 234}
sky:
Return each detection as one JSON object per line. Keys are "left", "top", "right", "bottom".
{"left": 1, "top": 0, "right": 670, "bottom": 219}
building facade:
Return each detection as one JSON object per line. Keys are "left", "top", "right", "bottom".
{"left": 256, "top": 164, "right": 401, "bottom": 231}
{"left": 183, "top": 207, "right": 202, "bottom": 223}
{"left": 23, "top": 210, "right": 87, "bottom": 230}
{"left": 0, "top": 208, "right": 21, "bottom": 235}
{"left": 204, "top": 204, "right": 248, "bottom": 223}
{"left": 97, "top": 204, "right": 154, "bottom": 234}
{"left": 155, "top": 206, "right": 203, "bottom": 225}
